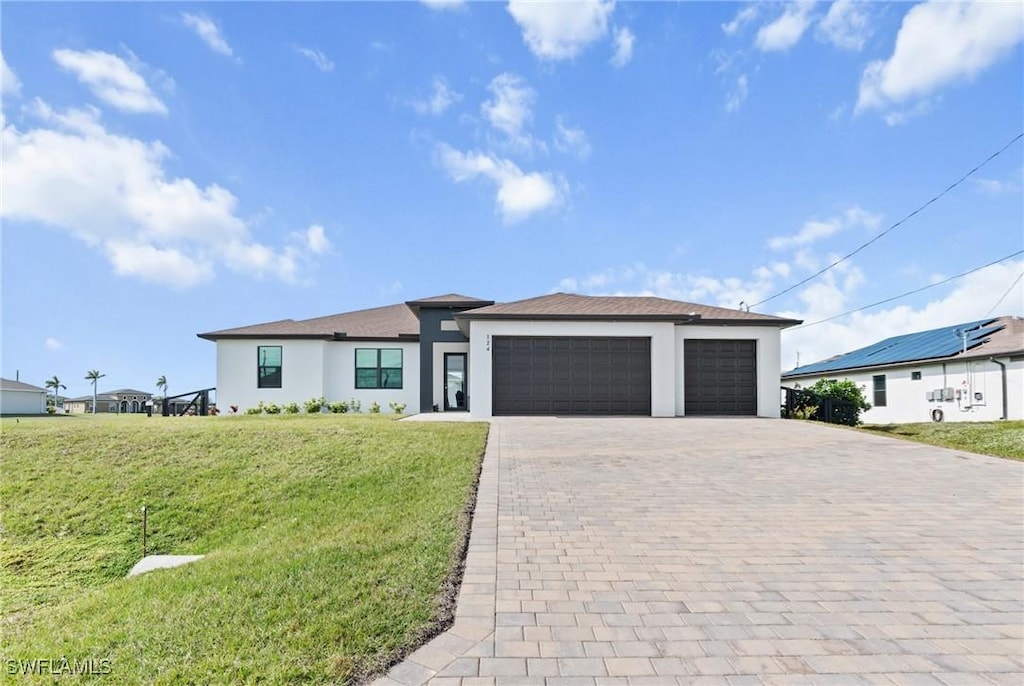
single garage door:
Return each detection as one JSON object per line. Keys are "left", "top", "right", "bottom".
{"left": 684, "top": 339, "right": 757, "bottom": 415}
{"left": 492, "top": 336, "right": 651, "bottom": 416}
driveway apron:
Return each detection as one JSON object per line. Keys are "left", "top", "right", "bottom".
{"left": 374, "top": 417, "right": 1023, "bottom": 685}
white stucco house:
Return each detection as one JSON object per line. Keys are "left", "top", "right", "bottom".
{"left": 782, "top": 317, "right": 1023, "bottom": 424}
{"left": 0, "top": 378, "right": 48, "bottom": 415}
{"left": 199, "top": 292, "right": 801, "bottom": 418}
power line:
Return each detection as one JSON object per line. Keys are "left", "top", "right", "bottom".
{"left": 986, "top": 271, "right": 1024, "bottom": 316}
{"left": 752, "top": 132, "right": 1024, "bottom": 309}
{"left": 784, "top": 250, "right": 1024, "bottom": 332}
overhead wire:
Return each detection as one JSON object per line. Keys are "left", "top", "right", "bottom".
{"left": 783, "top": 250, "right": 1024, "bottom": 332}
{"left": 751, "top": 132, "right": 1024, "bottom": 309}
{"left": 985, "top": 271, "right": 1024, "bottom": 317}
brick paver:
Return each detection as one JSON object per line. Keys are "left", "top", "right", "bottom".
{"left": 375, "top": 418, "right": 1023, "bottom": 685}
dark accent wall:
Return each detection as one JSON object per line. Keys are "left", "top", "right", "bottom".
{"left": 417, "top": 307, "right": 470, "bottom": 413}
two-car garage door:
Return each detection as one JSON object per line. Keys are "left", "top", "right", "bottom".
{"left": 491, "top": 336, "right": 758, "bottom": 416}
{"left": 492, "top": 336, "right": 651, "bottom": 416}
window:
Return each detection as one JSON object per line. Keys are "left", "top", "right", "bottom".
{"left": 355, "top": 348, "right": 403, "bottom": 389}
{"left": 258, "top": 346, "right": 282, "bottom": 388}
{"left": 911, "top": 371, "right": 922, "bottom": 380}
{"left": 872, "top": 374, "right": 887, "bottom": 407}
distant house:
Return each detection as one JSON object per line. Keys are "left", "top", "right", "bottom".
{"left": 0, "top": 378, "right": 48, "bottom": 415}
{"left": 199, "top": 292, "right": 801, "bottom": 418}
{"left": 782, "top": 317, "right": 1023, "bottom": 424}
{"left": 65, "top": 389, "right": 154, "bottom": 414}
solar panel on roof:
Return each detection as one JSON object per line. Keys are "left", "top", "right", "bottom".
{"left": 783, "top": 318, "right": 1003, "bottom": 376}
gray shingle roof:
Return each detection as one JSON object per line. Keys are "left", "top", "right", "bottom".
{"left": 0, "top": 378, "right": 47, "bottom": 392}
{"left": 198, "top": 302, "right": 420, "bottom": 340}
{"left": 454, "top": 293, "right": 801, "bottom": 326}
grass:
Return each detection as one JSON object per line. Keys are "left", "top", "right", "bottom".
{"left": 858, "top": 420, "right": 1024, "bottom": 461}
{"left": 0, "top": 413, "right": 489, "bottom": 684}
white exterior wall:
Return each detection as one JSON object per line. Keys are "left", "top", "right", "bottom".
{"left": 216, "top": 339, "right": 420, "bottom": 414}
{"left": 466, "top": 320, "right": 679, "bottom": 418}
{"left": 785, "top": 357, "right": 1023, "bottom": 424}
{"left": 675, "top": 325, "right": 784, "bottom": 418}
{"left": 324, "top": 341, "right": 420, "bottom": 413}
{"left": 216, "top": 339, "right": 326, "bottom": 411}
{"left": 0, "top": 389, "right": 47, "bottom": 414}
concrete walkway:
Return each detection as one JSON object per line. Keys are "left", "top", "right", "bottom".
{"left": 374, "top": 417, "right": 1023, "bottom": 685}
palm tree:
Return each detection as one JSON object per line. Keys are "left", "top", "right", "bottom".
{"left": 156, "top": 375, "right": 168, "bottom": 399}
{"left": 85, "top": 370, "right": 105, "bottom": 414}
{"left": 45, "top": 375, "right": 66, "bottom": 411}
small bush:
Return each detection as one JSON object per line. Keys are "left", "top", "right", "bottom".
{"left": 348, "top": 399, "right": 361, "bottom": 414}
{"left": 304, "top": 397, "right": 326, "bottom": 414}
{"left": 244, "top": 407, "right": 261, "bottom": 415}
{"left": 264, "top": 403, "right": 281, "bottom": 415}
{"left": 791, "top": 405, "right": 817, "bottom": 420}
{"left": 388, "top": 402, "right": 407, "bottom": 416}
{"left": 807, "top": 378, "right": 871, "bottom": 426}
{"left": 284, "top": 402, "right": 300, "bottom": 414}
{"left": 328, "top": 401, "right": 348, "bottom": 414}
{"left": 369, "top": 402, "right": 381, "bottom": 414}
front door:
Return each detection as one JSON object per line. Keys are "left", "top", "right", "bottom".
{"left": 444, "top": 353, "right": 468, "bottom": 411}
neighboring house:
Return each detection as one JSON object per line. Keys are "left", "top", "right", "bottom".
{"left": 199, "top": 292, "right": 800, "bottom": 418}
{"left": 65, "top": 389, "right": 154, "bottom": 414}
{"left": 0, "top": 378, "right": 48, "bottom": 415}
{"left": 782, "top": 317, "right": 1023, "bottom": 424}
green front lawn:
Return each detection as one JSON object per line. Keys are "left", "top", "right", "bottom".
{"left": 0, "top": 414, "right": 488, "bottom": 683}
{"left": 858, "top": 420, "right": 1024, "bottom": 461}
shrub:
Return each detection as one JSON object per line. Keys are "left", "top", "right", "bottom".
{"left": 264, "top": 403, "right": 281, "bottom": 415}
{"left": 791, "top": 405, "right": 818, "bottom": 420}
{"left": 244, "top": 407, "right": 261, "bottom": 415}
{"left": 304, "top": 397, "right": 326, "bottom": 414}
{"left": 348, "top": 399, "right": 361, "bottom": 414}
{"left": 807, "top": 379, "right": 871, "bottom": 426}
{"left": 388, "top": 402, "right": 407, "bottom": 416}
{"left": 284, "top": 402, "right": 300, "bottom": 414}
{"left": 369, "top": 401, "right": 381, "bottom": 414}
{"left": 328, "top": 401, "right": 348, "bottom": 414}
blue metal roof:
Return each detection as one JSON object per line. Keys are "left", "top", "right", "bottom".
{"left": 783, "top": 318, "right": 1004, "bottom": 377}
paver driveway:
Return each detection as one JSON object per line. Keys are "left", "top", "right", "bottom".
{"left": 375, "top": 418, "right": 1023, "bottom": 685}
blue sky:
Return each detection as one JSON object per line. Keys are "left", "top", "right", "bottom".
{"left": 2, "top": 1, "right": 1022, "bottom": 399}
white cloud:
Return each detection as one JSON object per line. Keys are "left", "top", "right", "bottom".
{"left": 768, "top": 206, "right": 881, "bottom": 251}
{"left": 725, "top": 74, "right": 749, "bottom": 113}
{"left": 304, "top": 224, "right": 330, "bottom": 254}
{"left": 411, "top": 76, "right": 461, "bottom": 116}
{"left": 975, "top": 177, "right": 1020, "bottom": 195}
{"left": 553, "top": 116, "right": 591, "bottom": 159}
{"left": 2, "top": 100, "right": 322, "bottom": 289}
{"left": 181, "top": 12, "right": 236, "bottom": 59}
{"left": 816, "top": 0, "right": 871, "bottom": 51}
{"left": 610, "top": 26, "right": 634, "bottom": 67}
{"left": 1, "top": 50, "right": 20, "bottom": 96}
{"left": 52, "top": 49, "right": 167, "bottom": 115}
{"left": 419, "top": 0, "right": 465, "bottom": 10}
{"left": 45, "top": 337, "right": 64, "bottom": 351}
{"left": 507, "top": 0, "right": 615, "bottom": 60}
{"left": 755, "top": 1, "right": 814, "bottom": 52}
{"left": 436, "top": 143, "right": 563, "bottom": 223}
{"left": 481, "top": 72, "right": 537, "bottom": 150}
{"left": 722, "top": 5, "right": 759, "bottom": 36}
{"left": 296, "top": 47, "right": 334, "bottom": 72}
{"left": 856, "top": 1, "right": 1024, "bottom": 115}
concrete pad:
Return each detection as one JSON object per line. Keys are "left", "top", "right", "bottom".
{"left": 401, "top": 412, "right": 488, "bottom": 422}
{"left": 127, "top": 554, "right": 205, "bottom": 577}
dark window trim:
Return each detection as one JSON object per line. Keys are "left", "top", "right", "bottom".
{"left": 258, "top": 345, "right": 283, "bottom": 389}
{"left": 872, "top": 374, "right": 887, "bottom": 407}
{"left": 911, "top": 371, "right": 922, "bottom": 380}
{"left": 355, "top": 348, "right": 404, "bottom": 389}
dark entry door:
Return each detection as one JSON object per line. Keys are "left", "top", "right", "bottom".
{"left": 492, "top": 336, "right": 651, "bottom": 416}
{"left": 444, "top": 353, "right": 467, "bottom": 411}
{"left": 683, "top": 339, "right": 757, "bottom": 415}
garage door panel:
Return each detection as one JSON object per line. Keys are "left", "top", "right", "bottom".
{"left": 493, "top": 336, "right": 651, "bottom": 416}
{"left": 684, "top": 339, "right": 757, "bottom": 416}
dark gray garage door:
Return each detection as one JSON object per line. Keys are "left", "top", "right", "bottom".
{"left": 684, "top": 339, "right": 757, "bottom": 415}
{"left": 492, "top": 337, "right": 651, "bottom": 416}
